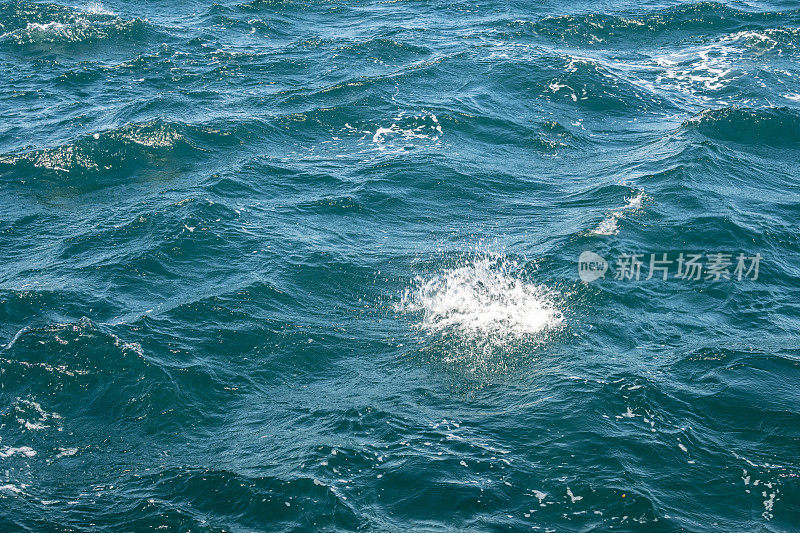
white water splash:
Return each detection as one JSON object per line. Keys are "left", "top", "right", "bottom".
{"left": 83, "top": 2, "right": 116, "bottom": 15}
{"left": 399, "top": 255, "right": 563, "bottom": 341}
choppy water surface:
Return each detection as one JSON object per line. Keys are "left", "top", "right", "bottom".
{"left": 1, "top": 0, "right": 799, "bottom": 530}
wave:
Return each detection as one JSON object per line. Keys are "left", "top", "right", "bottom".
{"left": 531, "top": 53, "right": 672, "bottom": 112}
{"left": 591, "top": 190, "right": 647, "bottom": 236}
{"left": 438, "top": 110, "right": 589, "bottom": 154}
{"left": 118, "top": 466, "right": 362, "bottom": 530}
{"left": 198, "top": 6, "right": 292, "bottom": 39}
{"left": 725, "top": 27, "right": 800, "bottom": 55}
{"left": 0, "top": 119, "right": 242, "bottom": 191}
{"left": 0, "top": 316, "right": 238, "bottom": 441}
{"left": 0, "top": 318, "right": 152, "bottom": 418}
{"left": 291, "top": 195, "right": 366, "bottom": 215}
{"left": 1, "top": 462, "right": 364, "bottom": 530}
{"left": 0, "top": 1, "right": 150, "bottom": 46}
{"left": 234, "top": 0, "right": 326, "bottom": 11}
{"left": 510, "top": 2, "right": 799, "bottom": 44}
{"left": 683, "top": 106, "right": 800, "bottom": 147}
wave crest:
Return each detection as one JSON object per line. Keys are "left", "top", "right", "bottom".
{"left": 0, "top": 119, "right": 234, "bottom": 190}
{"left": 515, "top": 2, "right": 793, "bottom": 43}
{"left": 683, "top": 106, "right": 800, "bottom": 146}
{"left": 0, "top": 1, "right": 148, "bottom": 45}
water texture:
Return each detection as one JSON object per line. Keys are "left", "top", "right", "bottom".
{"left": 1, "top": 0, "right": 799, "bottom": 530}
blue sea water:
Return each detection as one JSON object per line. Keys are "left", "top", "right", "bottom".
{"left": 1, "top": 0, "right": 800, "bottom": 530}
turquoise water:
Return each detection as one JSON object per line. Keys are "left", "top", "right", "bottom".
{"left": 2, "top": 0, "right": 800, "bottom": 530}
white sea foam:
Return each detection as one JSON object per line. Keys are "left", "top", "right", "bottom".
{"left": 642, "top": 29, "right": 793, "bottom": 105}
{"left": 655, "top": 47, "right": 735, "bottom": 92}
{"left": 531, "top": 490, "right": 547, "bottom": 506}
{"left": 726, "top": 28, "right": 800, "bottom": 55}
{"left": 14, "top": 398, "right": 62, "bottom": 432}
{"left": 55, "top": 448, "right": 79, "bottom": 458}
{"left": 566, "top": 487, "right": 583, "bottom": 503}
{"left": 399, "top": 255, "right": 563, "bottom": 342}
{"left": 591, "top": 190, "right": 646, "bottom": 236}
{"left": 0, "top": 446, "right": 37, "bottom": 458}
{"left": 370, "top": 113, "right": 442, "bottom": 150}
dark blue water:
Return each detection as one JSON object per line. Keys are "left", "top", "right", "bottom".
{"left": 1, "top": 0, "right": 800, "bottom": 530}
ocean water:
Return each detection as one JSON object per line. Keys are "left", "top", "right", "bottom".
{"left": 1, "top": 0, "right": 800, "bottom": 530}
